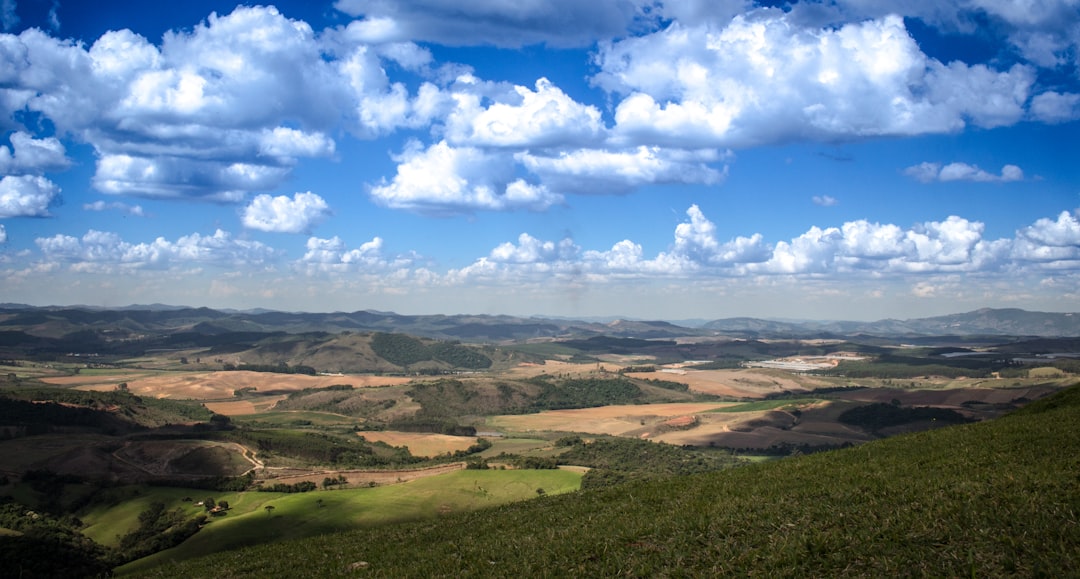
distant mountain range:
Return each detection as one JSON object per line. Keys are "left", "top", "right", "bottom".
{"left": 1, "top": 305, "right": 1078, "bottom": 340}
{"left": 702, "top": 308, "right": 1080, "bottom": 338}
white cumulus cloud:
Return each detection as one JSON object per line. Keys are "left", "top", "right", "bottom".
{"left": 299, "top": 235, "right": 414, "bottom": 273}
{"left": 904, "top": 162, "right": 1024, "bottom": 183}
{"left": 242, "top": 192, "right": 332, "bottom": 234}
{"left": 35, "top": 228, "right": 279, "bottom": 272}
{"left": 489, "top": 233, "right": 579, "bottom": 264}
{"left": 447, "top": 205, "right": 1080, "bottom": 285}
{"left": 596, "top": 14, "right": 1037, "bottom": 148}
{"left": 83, "top": 200, "right": 145, "bottom": 217}
{"left": 0, "top": 6, "right": 422, "bottom": 202}
{"left": 369, "top": 140, "right": 562, "bottom": 214}
{"left": 519, "top": 147, "right": 728, "bottom": 195}
{"left": 444, "top": 78, "right": 605, "bottom": 148}
{"left": 1030, "top": 91, "right": 1080, "bottom": 124}
{"left": 0, "top": 131, "right": 70, "bottom": 174}
{"left": 0, "top": 175, "right": 61, "bottom": 217}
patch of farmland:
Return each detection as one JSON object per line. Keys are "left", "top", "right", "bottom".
{"left": 70, "top": 371, "right": 411, "bottom": 400}
{"left": 488, "top": 402, "right": 736, "bottom": 437}
{"left": 626, "top": 368, "right": 831, "bottom": 398}
{"left": 204, "top": 396, "right": 288, "bottom": 416}
{"left": 357, "top": 431, "right": 479, "bottom": 458}
{"left": 505, "top": 360, "right": 623, "bottom": 379}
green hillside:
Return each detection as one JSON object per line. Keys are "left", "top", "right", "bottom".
{"left": 137, "top": 384, "right": 1080, "bottom": 577}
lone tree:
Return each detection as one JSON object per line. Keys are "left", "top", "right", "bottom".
{"left": 265, "top": 505, "right": 275, "bottom": 516}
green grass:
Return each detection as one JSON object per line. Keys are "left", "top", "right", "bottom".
{"left": 478, "top": 437, "right": 552, "bottom": 458}
{"left": 710, "top": 398, "right": 822, "bottom": 412}
{"left": 135, "top": 384, "right": 1080, "bottom": 578}
{"left": 80, "top": 487, "right": 205, "bottom": 547}
{"left": 231, "top": 410, "right": 363, "bottom": 428}
{"left": 115, "top": 469, "right": 580, "bottom": 575}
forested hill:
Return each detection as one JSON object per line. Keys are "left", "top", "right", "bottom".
{"left": 0, "top": 306, "right": 698, "bottom": 341}
{"left": 139, "top": 383, "right": 1080, "bottom": 577}
{"left": 2, "top": 305, "right": 1079, "bottom": 341}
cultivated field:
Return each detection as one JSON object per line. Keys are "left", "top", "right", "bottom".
{"left": 204, "top": 396, "right": 289, "bottom": 415}
{"left": 356, "top": 431, "right": 479, "bottom": 457}
{"left": 50, "top": 371, "right": 411, "bottom": 400}
{"left": 488, "top": 402, "right": 738, "bottom": 437}
{"left": 505, "top": 360, "right": 624, "bottom": 378}
{"left": 627, "top": 368, "right": 833, "bottom": 398}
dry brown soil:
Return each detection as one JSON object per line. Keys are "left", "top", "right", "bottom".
{"left": 55, "top": 371, "right": 411, "bottom": 400}
{"left": 356, "top": 431, "right": 479, "bottom": 458}
{"left": 627, "top": 368, "right": 832, "bottom": 398}
{"left": 489, "top": 402, "right": 736, "bottom": 437}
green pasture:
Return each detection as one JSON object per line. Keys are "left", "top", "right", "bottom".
{"left": 115, "top": 468, "right": 580, "bottom": 575}
{"left": 230, "top": 410, "right": 363, "bottom": 428}
{"left": 80, "top": 487, "right": 210, "bottom": 547}
{"left": 477, "top": 436, "right": 552, "bottom": 458}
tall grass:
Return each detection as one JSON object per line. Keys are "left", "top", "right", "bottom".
{"left": 136, "top": 383, "right": 1080, "bottom": 577}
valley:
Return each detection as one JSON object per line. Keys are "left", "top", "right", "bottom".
{"left": 0, "top": 305, "right": 1077, "bottom": 576}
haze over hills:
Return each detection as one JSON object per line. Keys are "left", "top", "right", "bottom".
{"left": 1, "top": 305, "right": 1079, "bottom": 341}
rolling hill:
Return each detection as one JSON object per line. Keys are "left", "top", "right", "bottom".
{"left": 4, "top": 305, "right": 1079, "bottom": 344}
{"left": 134, "top": 383, "right": 1080, "bottom": 577}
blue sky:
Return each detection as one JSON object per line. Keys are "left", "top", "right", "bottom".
{"left": 1, "top": 0, "right": 1078, "bottom": 321}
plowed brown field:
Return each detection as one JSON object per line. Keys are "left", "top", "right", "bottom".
{"left": 356, "top": 431, "right": 479, "bottom": 457}
{"left": 626, "top": 368, "right": 831, "bottom": 398}
{"left": 57, "top": 371, "right": 411, "bottom": 400}
{"left": 489, "top": 402, "right": 736, "bottom": 436}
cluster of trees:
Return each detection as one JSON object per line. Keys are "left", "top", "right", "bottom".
{"left": 386, "top": 415, "right": 477, "bottom": 436}
{"left": 258, "top": 481, "right": 317, "bottom": 493}
{"left": 222, "top": 362, "right": 317, "bottom": 375}
{"left": 637, "top": 378, "right": 690, "bottom": 392}
{"left": 370, "top": 333, "right": 492, "bottom": 369}
{"left": 405, "top": 376, "right": 654, "bottom": 419}
{"left": 512, "top": 456, "right": 558, "bottom": 469}
{"left": 527, "top": 376, "right": 643, "bottom": 411}
{"left": 0, "top": 499, "right": 111, "bottom": 577}
{"left": 322, "top": 475, "right": 348, "bottom": 489}
{"left": 117, "top": 501, "right": 205, "bottom": 563}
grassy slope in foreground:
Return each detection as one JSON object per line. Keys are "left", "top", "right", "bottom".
{"left": 118, "top": 469, "right": 580, "bottom": 575}
{"left": 139, "top": 384, "right": 1080, "bottom": 578}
